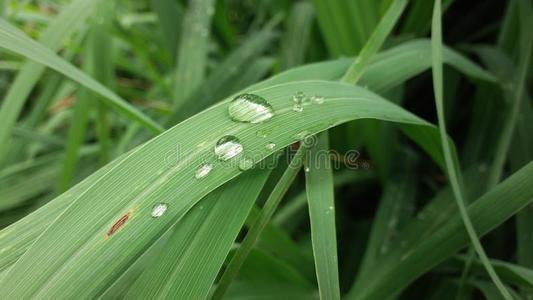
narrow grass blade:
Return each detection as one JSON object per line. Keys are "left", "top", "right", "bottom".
{"left": 304, "top": 132, "right": 340, "bottom": 300}
{"left": 58, "top": 47, "right": 93, "bottom": 191}
{"left": 353, "top": 172, "right": 415, "bottom": 287}
{"left": 211, "top": 146, "right": 307, "bottom": 299}
{"left": 280, "top": 2, "right": 314, "bottom": 69}
{"left": 253, "top": 39, "right": 495, "bottom": 94}
{"left": 341, "top": 0, "right": 407, "bottom": 84}
{"left": 150, "top": 0, "right": 183, "bottom": 62}
{"left": 487, "top": 0, "right": 533, "bottom": 188}
{"left": 0, "top": 19, "right": 163, "bottom": 134}
{"left": 91, "top": 2, "right": 115, "bottom": 165}
{"left": 313, "top": 0, "right": 379, "bottom": 56}
{"left": 274, "top": 170, "right": 375, "bottom": 227}
{"left": 430, "top": 1, "right": 510, "bottom": 298}
{"left": 448, "top": 256, "right": 533, "bottom": 288}
{"left": 172, "top": 0, "right": 215, "bottom": 109}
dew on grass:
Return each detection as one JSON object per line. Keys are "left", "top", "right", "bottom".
{"left": 228, "top": 94, "right": 274, "bottom": 123}
{"left": 214, "top": 135, "right": 243, "bottom": 161}
{"left": 195, "top": 163, "right": 213, "bottom": 179}
{"left": 151, "top": 203, "right": 168, "bottom": 218}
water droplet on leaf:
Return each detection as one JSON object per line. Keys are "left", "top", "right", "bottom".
{"left": 215, "top": 135, "right": 243, "bottom": 161}
{"left": 151, "top": 203, "right": 168, "bottom": 218}
{"left": 265, "top": 143, "right": 276, "bottom": 150}
{"left": 292, "top": 91, "right": 305, "bottom": 103}
{"left": 311, "top": 95, "right": 324, "bottom": 104}
{"left": 195, "top": 163, "right": 213, "bottom": 179}
{"left": 228, "top": 93, "right": 274, "bottom": 123}
{"left": 238, "top": 157, "right": 254, "bottom": 171}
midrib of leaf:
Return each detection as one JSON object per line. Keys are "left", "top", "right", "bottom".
{"left": 431, "top": 1, "right": 511, "bottom": 298}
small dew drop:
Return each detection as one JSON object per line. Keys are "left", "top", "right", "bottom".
{"left": 292, "top": 91, "right": 306, "bottom": 104}
{"left": 310, "top": 95, "right": 324, "bottom": 104}
{"left": 304, "top": 166, "right": 310, "bottom": 173}
{"left": 238, "top": 158, "right": 254, "bottom": 171}
{"left": 228, "top": 93, "right": 274, "bottom": 123}
{"left": 151, "top": 203, "right": 168, "bottom": 218}
{"left": 265, "top": 143, "right": 276, "bottom": 150}
{"left": 292, "top": 103, "right": 304, "bottom": 112}
{"left": 195, "top": 163, "right": 213, "bottom": 179}
{"left": 214, "top": 135, "right": 243, "bottom": 161}
{"left": 328, "top": 205, "right": 334, "bottom": 211}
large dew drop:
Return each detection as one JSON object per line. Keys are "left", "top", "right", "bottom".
{"left": 214, "top": 135, "right": 243, "bottom": 161}
{"left": 151, "top": 203, "right": 168, "bottom": 218}
{"left": 228, "top": 93, "right": 274, "bottom": 123}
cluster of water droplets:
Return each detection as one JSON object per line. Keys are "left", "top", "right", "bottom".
{"left": 190, "top": 93, "right": 277, "bottom": 183}
{"left": 292, "top": 91, "right": 324, "bottom": 112}
{"left": 150, "top": 91, "right": 326, "bottom": 219}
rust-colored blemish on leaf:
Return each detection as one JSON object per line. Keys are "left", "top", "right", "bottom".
{"left": 106, "top": 212, "right": 131, "bottom": 237}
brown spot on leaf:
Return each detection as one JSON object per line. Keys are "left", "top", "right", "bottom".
{"left": 106, "top": 212, "right": 131, "bottom": 237}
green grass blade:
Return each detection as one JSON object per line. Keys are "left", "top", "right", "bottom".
{"left": 0, "top": 19, "right": 163, "bottom": 134}
{"left": 280, "top": 2, "right": 314, "bottom": 69}
{"left": 341, "top": 0, "right": 407, "bottom": 84}
{"left": 150, "top": 0, "right": 183, "bottom": 63}
{"left": 487, "top": 0, "right": 533, "bottom": 188}
{"left": 0, "top": 0, "right": 101, "bottom": 165}
{"left": 449, "top": 256, "right": 533, "bottom": 288}
{"left": 91, "top": 2, "right": 115, "bottom": 166}
{"left": 58, "top": 46, "right": 93, "bottom": 191}
{"left": 274, "top": 170, "right": 375, "bottom": 227}
{"left": 253, "top": 39, "right": 495, "bottom": 94}
{"left": 430, "top": 1, "right": 511, "bottom": 298}
{"left": 211, "top": 146, "right": 307, "bottom": 299}
{"left": 172, "top": 0, "right": 215, "bottom": 109}
{"left": 313, "top": 0, "right": 379, "bottom": 56}
{"left": 305, "top": 132, "right": 340, "bottom": 300}
{"left": 351, "top": 172, "right": 415, "bottom": 293}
